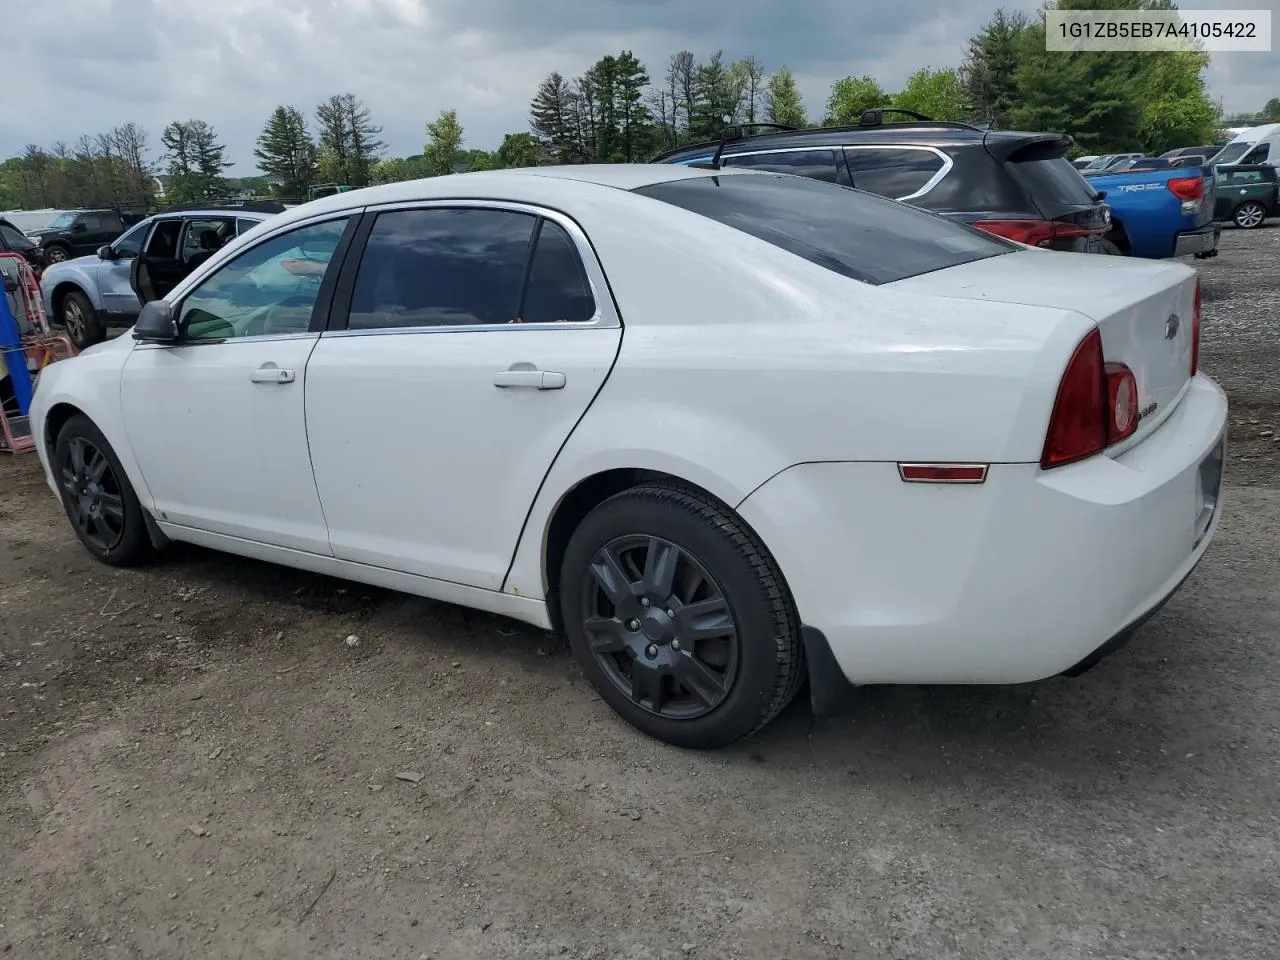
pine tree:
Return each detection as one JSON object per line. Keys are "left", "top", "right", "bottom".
{"left": 530, "top": 72, "right": 577, "bottom": 162}
{"left": 254, "top": 105, "right": 317, "bottom": 198}
{"left": 315, "top": 94, "right": 384, "bottom": 186}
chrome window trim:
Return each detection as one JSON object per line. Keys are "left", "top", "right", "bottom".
{"left": 326, "top": 198, "right": 620, "bottom": 338}
{"left": 132, "top": 331, "right": 319, "bottom": 350}
{"left": 716, "top": 143, "right": 953, "bottom": 202}
{"left": 839, "top": 145, "right": 953, "bottom": 201}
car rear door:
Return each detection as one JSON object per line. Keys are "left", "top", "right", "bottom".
{"left": 303, "top": 202, "right": 622, "bottom": 590}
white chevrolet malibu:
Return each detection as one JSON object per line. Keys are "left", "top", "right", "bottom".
{"left": 30, "top": 164, "right": 1226, "bottom": 748}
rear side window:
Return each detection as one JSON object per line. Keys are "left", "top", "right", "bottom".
{"left": 721, "top": 149, "right": 849, "bottom": 185}
{"left": 237, "top": 218, "right": 260, "bottom": 236}
{"left": 844, "top": 147, "right": 946, "bottom": 199}
{"left": 520, "top": 221, "right": 595, "bottom": 323}
{"left": 348, "top": 208, "right": 535, "bottom": 330}
{"left": 633, "top": 173, "right": 1012, "bottom": 285}
{"left": 145, "top": 220, "right": 182, "bottom": 258}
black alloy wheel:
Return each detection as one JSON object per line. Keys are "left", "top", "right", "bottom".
{"left": 560, "top": 482, "right": 805, "bottom": 749}
{"left": 582, "top": 534, "right": 740, "bottom": 720}
{"left": 53, "top": 415, "right": 150, "bottom": 565}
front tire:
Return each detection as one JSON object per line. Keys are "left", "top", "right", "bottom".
{"left": 1234, "top": 201, "right": 1266, "bottom": 229}
{"left": 53, "top": 415, "right": 150, "bottom": 566}
{"left": 560, "top": 483, "right": 805, "bottom": 749}
{"left": 44, "top": 244, "right": 69, "bottom": 264}
{"left": 59, "top": 289, "right": 105, "bottom": 350}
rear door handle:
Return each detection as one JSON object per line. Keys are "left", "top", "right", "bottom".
{"left": 493, "top": 366, "right": 566, "bottom": 390}
{"left": 250, "top": 364, "right": 295, "bottom": 384}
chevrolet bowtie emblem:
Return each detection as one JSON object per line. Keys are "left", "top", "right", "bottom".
{"left": 1164, "top": 314, "right": 1180, "bottom": 339}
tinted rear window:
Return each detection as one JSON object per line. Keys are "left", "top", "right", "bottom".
{"left": 1008, "top": 152, "right": 1100, "bottom": 207}
{"left": 633, "top": 173, "right": 1012, "bottom": 285}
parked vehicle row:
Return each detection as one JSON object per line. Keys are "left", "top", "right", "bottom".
{"left": 30, "top": 164, "right": 1226, "bottom": 748}
{"left": 1083, "top": 163, "right": 1219, "bottom": 259}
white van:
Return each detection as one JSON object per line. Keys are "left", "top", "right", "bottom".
{"left": 1210, "top": 123, "right": 1280, "bottom": 167}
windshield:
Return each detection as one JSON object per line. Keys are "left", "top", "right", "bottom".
{"left": 1210, "top": 142, "right": 1253, "bottom": 165}
{"left": 633, "top": 173, "right": 1012, "bottom": 286}
{"left": 1084, "top": 156, "right": 1114, "bottom": 170}
{"left": 47, "top": 212, "right": 77, "bottom": 229}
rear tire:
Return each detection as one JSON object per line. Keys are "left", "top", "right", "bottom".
{"left": 52, "top": 415, "right": 150, "bottom": 566}
{"left": 1233, "top": 201, "right": 1266, "bottom": 229}
{"left": 59, "top": 289, "right": 104, "bottom": 350}
{"left": 559, "top": 482, "right": 805, "bottom": 749}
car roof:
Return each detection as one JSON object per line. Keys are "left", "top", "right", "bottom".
{"left": 259, "top": 164, "right": 749, "bottom": 231}
{"left": 150, "top": 208, "right": 271, "bottom": 221}
{"left": 652, "top": 122, "right": 1068, "bottom": 162}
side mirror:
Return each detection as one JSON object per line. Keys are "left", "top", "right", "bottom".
{"left": 133, "top": 300, "right": 180, "bottom": 343}
{"left": 97, "top": 244, "right": 116, "bottom": 260}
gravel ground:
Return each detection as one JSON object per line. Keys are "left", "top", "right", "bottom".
{"left": 1, "top": 226, "right": 1278, "bottom": 960}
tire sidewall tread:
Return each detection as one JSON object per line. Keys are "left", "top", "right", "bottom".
{"left": 560, "top": 481, "right": 805, "bottom": 749}
{"left": 53, "top": 414, "right": 150, "bottom": 566}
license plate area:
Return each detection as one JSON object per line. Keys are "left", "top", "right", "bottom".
{"left": 1194, "top": 432, "right": 1224, "bottom": 545}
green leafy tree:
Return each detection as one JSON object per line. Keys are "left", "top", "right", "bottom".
{"left": 894, "top": 67, "right": 968, "bottom": 121}
{"left": 254, "top": 105, "right": 317, "bottom": 198}
{"left": 765, "top": 67, "right": 808, "bottom": 128}
{"left": 1263, "top": 98, "right": 1280, "bottom": 121}
{"left": 371, "top": 155, "right": 429, "bottom": 184}
{"left": 824, "top": 75, "right": 891, "bottom": 126}
{"left": 689, "top": 52, "right": 746, "bottom": 140}
{"left": 424, "top": 109, "right": 465, "bottom": 176}
{"left": 497, "top": 132, "right": 542, "bottom": 168}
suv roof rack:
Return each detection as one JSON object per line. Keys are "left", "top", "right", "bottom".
{"left": 157, "top": 199, "right": 288, "bottom": 215}
{"left": 689, "top": 121, "right": 800, "bottom": 170}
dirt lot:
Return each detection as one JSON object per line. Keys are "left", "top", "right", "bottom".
{"left": 3, "top": 226, "right": 1279, "bottom": 960}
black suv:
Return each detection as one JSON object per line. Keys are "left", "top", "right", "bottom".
{"left": 25, "top": 209, "right": 130, "bottom": 264}
{"left": 0, "top": 217, "right": 45, "bottom": 272}
{"left": 654, "top": 110, "right": 1115, "bottom": 254}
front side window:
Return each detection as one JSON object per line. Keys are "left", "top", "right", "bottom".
{"left": 721, "top": 149, "right": 847, "bottom": 185}
{"left": 634, "top": 173, "right": 1012, "bottom": 285}
{"left": 177, "top": 217, "right": 350, "bottom": 342}
{"left": 844, "top": 147, "right": 946, "bottom": 199}
{"left": 1241, "top": 143, "right": 1270, "bottom": 165}
{"left": 112, "top": 221, "right": 150, "bottom": 258}
{"left": 347, "top": 208, "right": 536, "bottom": 330}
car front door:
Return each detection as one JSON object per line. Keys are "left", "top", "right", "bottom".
{"left": 304, "top": 203, "right": 622, "bottom": 589}
{"left": 130, "top": 217, "right": 183, "bottom": 304}
{"left": 119, "top": 214, "right": 357, "bottom": 553}
{"left": 99, "top": 220, "right": 152, "bottom": 317}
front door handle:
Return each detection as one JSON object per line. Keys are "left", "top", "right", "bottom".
{"left": 493, "top": 365, "right": 566, "bottom": 390}
{"left": 250, "top": 364, "right": 296, "bottom": 384}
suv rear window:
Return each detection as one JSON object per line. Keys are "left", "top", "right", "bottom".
{"left": 633, "top": 173, "right": 1012, "bottom": 285}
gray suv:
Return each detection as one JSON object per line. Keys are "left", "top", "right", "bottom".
{"left": 39, "top": 203, "right": 284, "bottom": 348}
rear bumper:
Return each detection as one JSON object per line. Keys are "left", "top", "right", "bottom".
{"left": 1174, "top": 222, "right": 1220, "bottom": 257}
{"left": 738, "top": 374, "right": 1228, "bottom": 687}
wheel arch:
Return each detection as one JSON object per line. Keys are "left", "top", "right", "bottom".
{"left": 49, "top": 279, "right": 91, "bottom": 314}
{"left": 43, "top": 400, "right": 89, "bottom": 455}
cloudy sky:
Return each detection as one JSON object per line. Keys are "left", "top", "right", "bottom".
{"left": 3, "top": 0, "right": 1275, "bottom": 174}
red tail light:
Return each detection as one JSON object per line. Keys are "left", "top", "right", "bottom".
{"left": 1167, "top": 176, "right": 1203, "bottom": 202}
{"left": 1041, "top": 329, "right": 1140, "bottom": 469}
{"left": 972, "top": 219, "right": 1101, "bottom": 248}
{"left": 1190, "top": 278, "right": 1201, "bottom": 376}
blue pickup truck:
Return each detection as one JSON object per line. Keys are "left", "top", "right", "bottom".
{"left": 1084, "top": 164, "right": 1219, "bottom": 259}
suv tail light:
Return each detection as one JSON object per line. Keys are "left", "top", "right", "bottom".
{"left": 1190, "top": 278, "right": 1201, "bottom": 376}
{"left": 1041, "top": 328, "right": 1139, "bottom": 469}
{"left": 972, "top": 218, "right": 1102, "bottom": 249}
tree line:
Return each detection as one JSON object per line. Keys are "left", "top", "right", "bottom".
{"left": 1, "top": 0, "right": 1274, "bottom": 213}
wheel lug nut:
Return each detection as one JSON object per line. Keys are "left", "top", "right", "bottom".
{"left": 640, "top": 598, "right": 650, "bottom": 607}
{"left": 666, "top": 609, "right": 674, "bottom": 617}
{"left": 626, "top": 619, "right": 640, "bottom": 631}
{"left": 645, "top": 644, "right": 658, "bottom": 659}
{"left": 671, "top": 640, "right": 681, "bottom": 651}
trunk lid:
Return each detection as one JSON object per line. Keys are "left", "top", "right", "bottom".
{"left": 892, "top": 250, "right": 1196, "bottom": 446}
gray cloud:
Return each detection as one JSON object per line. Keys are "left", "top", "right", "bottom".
{"left": 1, "top": 0, "right": 1273, "bottom": 175}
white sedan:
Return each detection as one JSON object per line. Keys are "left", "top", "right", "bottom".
{"left": 29, "top": 164, "right": 1227, "bottom": 748}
